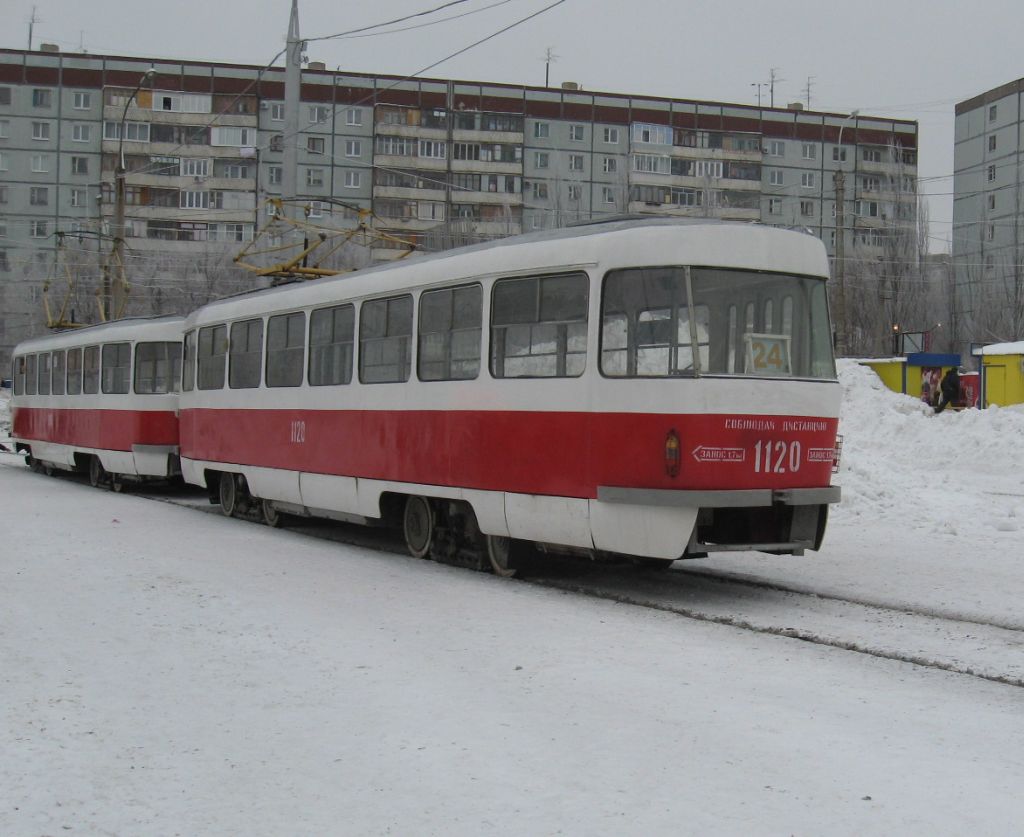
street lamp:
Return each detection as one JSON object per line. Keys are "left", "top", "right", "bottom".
{"left": 105, "top": 67, "right": 154, "bottom": 321}
{"left": 832, "top": 109, "right": 859, "bottom": 355}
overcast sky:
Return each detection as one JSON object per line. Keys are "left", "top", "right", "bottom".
{"left": 6, "top": 0, "right": 1024, "bottom": 254}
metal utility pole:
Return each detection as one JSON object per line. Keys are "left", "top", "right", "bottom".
{"left": 544, "top": 47, "right": 558, "bottom": 87}
{"left": 751, "top": 82, "right": 764, "bottom": 107}
{"left": 833, "top": 110, "right": 859, "bottom": 355}
{"left": 281, "top": 0, "right": 304, "bottom": 222}
{"left": 803, "top": 75, "right": 814, "bottom": 109}
{"left": 768, "top": 67, "right": 783, "bottom": 108}
{"left": 107, "top": 67, "right": 154, "bottom": 321}
{"left": 27, "top": 6, "right": 39, "bottom": 51}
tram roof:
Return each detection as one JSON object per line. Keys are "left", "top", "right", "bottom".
{"left": 13, "top": 315, "right": 186, "bottom": 353}
{"left": 190, "top": 217, "right": 828, "bottom": 322}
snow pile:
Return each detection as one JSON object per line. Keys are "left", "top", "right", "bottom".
{"left": 834, "top": 359, "right": 1024, "bottom": 535}
{"left": 0, "top": 387, "right": 10, "bottom": 443}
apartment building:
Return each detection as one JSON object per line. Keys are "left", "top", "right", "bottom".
{"left": 0, "top": 46, "right": 918, "bottom": 370}
{"left": 953, "top": 80, "right": 1024, "bottom": 343}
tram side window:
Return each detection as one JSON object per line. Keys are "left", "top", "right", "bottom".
{"left": 309, "top": 304, "right": 354, "bottom": 386}
{"left": 229, "top": 319, "right": 264, "bottom": 389}
{"left": 83, "top": 346, "right": 100, "bottom": 394}
{"left": 601, "top": 268, "right": 709, "bottom": 377}
{"left": 101, "top": 343, "right": 131, "bottom": 394}
{"left": 418, "top": 284, "right": 482, "bottom": 381}
{"left": 490, "top": 272, "right": 588, "bottom": 378}
{"left": 67, "top": 348, "right": 83, "bottom": 395}
{"left": 135, "top": 341, "right": 183, "bottom": 394}
{"left": 52, "top": 350, "right": 66, "bottom": 395}
{"left": 38, "top": 352, "right": 52, "bottom": 395}
{"left": 197, "top": 325, "right": 227, "bottom": 390}
{"left": 266, "top": 312, "right": 306, "bottom": 388}
{"left": 359, "top": 296, "right": 412, "bottom": 384}
{"left": 13, "top": 356, "right": 25, "bottom": 395}
{"left": 25, "top": 354, "right": 38, "bottom": 395}
{"left": 182, "top": 330, "right": 197, "bottom": 392}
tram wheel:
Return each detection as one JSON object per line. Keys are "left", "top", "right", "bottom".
{"left": 219, "top": 472, "right": 238, "bottom": 517}
{"left": 260, "top": 499, "right": 282, "bottom": 528}
{"left": 484, "top": 535, "right": 519, "bottom": 578}
{"left": 403, "top": 495, "right": 435, "bottom": 558}
{"left": 88, "top": 455, "right": 106, "bottom": 488}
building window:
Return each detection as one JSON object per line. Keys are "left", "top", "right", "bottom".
{"left": 569, "top": 124, "right": 584, "bottom": 142}
{"left": 534, "top": 122, "right": 549, "bottom": 139}
{"left": 344, "top": 170, "right": 360, "bottom": 188}
{"left": 0, "top": 87, "right": 11, "bottom": 105}
{"left": 989, "top": 135, "right": 997, "bottom": 152}
{"left": 858, "top": 201, "right": 879, "bottom": 217}
{"left": 269, "top": 166, "right": 282, "bottom": 185}
{"left": 32, "top": 89, "right": 52, "bottom": 108}
{"left": 988, "top": 194, "right": 996, "bottom": 211}
{"left": 986, "top": 224, "right": 995, "bottom": 242}
{"left": 418, "top": 140, "right": 446, "bottom": 159}
{"left": 307, "top": 136, "right": 325, "bottom": 154}
{"left": 270, "top": 134, "right": 284, "bottom": 152}
{"left": 103, "top": 121, "right": 150, "bottom": 142}
{"left": 766, "top": 140, "right": 784, "bottom": 156}
{"left": 769, "top": 169, "right": 783, "bottom": 186}
{"left": 73, "top": 92, "right": 91, "bottom": 110}
{"left": 0, "top": 151, "right": 7, "bottom": 171}
{"left": 271, "top": 103, "right": 285, "bottom": 121}
{"left": 532, "top": 181, "right": 549, "bottom": 200}
{"left": 359, "top": 295, "right": 413, "bottom": 384}
{"left": 490, "top": 273, "right": 588, "bottom": 379}
{"left": 801, "top": 142, "right": 817, "bottom": 160}
{"left": 568, "top": 154, "right": 584, "bottom": 171}
{"left": 0, "top": 119, "right": 7, "bottom": 139}
{"left": 696, "top": 160, "right": 722, "bottom": 179}
{"left": 71, "top": 156, "right": 89, "bottom": 175}
{"left": 30, "top": 186, "right": 49, "bottom": 206}
{"left": 0, "top": 185, "right": 7, "bottom": 203}
{"left": 418, "top": 284, "right": 482, "bottom": 382}
{"left": 602, "top": 157, "right": 617, "bottom": 173}
{"left": 989, "top": 105, "right": 997, "bottom": 122}
{"left": 534, "top": 151, "right": 549, "bottom": 168}
{"left": 32, "top": 121, "right": 51, "bottom": 140}
{"left": 602, "top": 186, "right": 615, "bottom": 204}
{"left": 603, "top": 127, "right": 619, "bottom": 144}
{"left": 345, "top": 108, "right": 362, "bottom": 126}
{"left": 568, "top": 184, "right": 582, "bottom": 201}
{"left": 307, "top": 167, "right": 325, "bottom": 187}
{"left": 768, "top": 197, "right": 781, "bottom": 215}
{"left": 632, "top": 123, "right": 672, "bottom": 145}
{"left": 832, "top": 147, "right": 846, "bottom": 162}
{"left": 801, "top": 172, "right": 816, "bottom": 189}
{"left": 31, "top": 154, "right": 49, "bottom": 172}
{"left": 70, "top": 188, "right": 86, "bottom": 207}
{"left": 72, "top": 123, "right": 91, "bottom": 142}
{"left": 345, "top": 139, "right": 361, "bottom": 157}
{"left": 800, "top": 200, "right": 814, "bottom": 217}
{"left": 862, "top": 148, "right": 883, "bottom": 163}
{"left": 309, "top": 105, "right": 329, "bottom": 124}
{"left": 309, "top": 304, "right": 355, "bottom": 386}
{"left": 987, "top": 164, "right": 996, "bottom": 182}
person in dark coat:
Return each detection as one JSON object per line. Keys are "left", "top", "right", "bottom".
{"left": 935, "top": 367, "right": 960, "bottom": 413}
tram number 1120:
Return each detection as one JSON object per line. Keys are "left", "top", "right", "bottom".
{"left": 753, "top": 439, "right": 801, "bottom": 474}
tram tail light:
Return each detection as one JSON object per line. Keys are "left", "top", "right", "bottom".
{"left": 665, "top": 429, "right": 681, "bottom": 478}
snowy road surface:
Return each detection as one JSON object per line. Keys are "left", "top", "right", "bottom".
{"left": 2, "top": 458, "right": 1023, "bottom": 836}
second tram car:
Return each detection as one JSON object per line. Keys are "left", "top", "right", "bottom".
{"left": 177, "top": 218, "right": 841, "bottom": 573}
{"left": 10, "top": 316, "right": 184, "bottom": 489}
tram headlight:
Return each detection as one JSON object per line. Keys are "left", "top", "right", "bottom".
{"left": 665, "top": 429, "right": 681, "bottom": 478}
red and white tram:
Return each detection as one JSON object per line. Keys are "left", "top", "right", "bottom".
{"left": 178, "top": 218, "right": 841, "bottom": 573}
{"left": 10, "top": 316, "right": 184, "bottom": 489}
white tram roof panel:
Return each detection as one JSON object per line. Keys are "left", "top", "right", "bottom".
{"left": 13, "top": 315, "right": 186, "bottom": 354}
{"left": 188, "top": 218, "right": 830, "bottom": 325}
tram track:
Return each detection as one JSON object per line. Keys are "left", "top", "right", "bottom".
{"left": 137, "top": 481, "right": 1024, "bottom": 691}
{"left": 6, "top": 456, "right": 1022, "bottom": 691}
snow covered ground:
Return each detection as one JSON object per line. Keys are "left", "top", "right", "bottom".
{"left": 1, "top": 364, "right": 1023, "bottom": 835}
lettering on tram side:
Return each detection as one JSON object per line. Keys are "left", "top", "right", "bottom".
{"left": 692, "top": 446, "right": 746, "bottom": 463}
{"left": 289, "top": 420, "right": 306, "bottom": 444}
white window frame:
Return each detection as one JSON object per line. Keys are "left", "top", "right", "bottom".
{"left": 534, "top": 122, "right": 550, "bottom": 139}
{"left": 534, "top": 151, "right": 549, "bottom": 169}
{"left": 532, "top": 181, "right": 549, "bottom": 200}
{"left": 344, "top": 170, "right": 360, "bottom": 188}
{"left": 800, "top": 171, "right": 816, "bottom": 189}
{"left": 602, "top": 157, "right": 617, "bottom": 173}
{"left": 569, "top": 124, "right": 584, "bottom": 142}
{"left": 30, "top": 220, "right": 48, "bottom": 238}
{"left": 73, "top": 91, "right": 91, "bottom": 110}
{"left": 345, "top": 108, "right": 362, "bottom": 126}
{"left": 418, "top": 140, "right": 446, "bottom": 159}
{"left": 603, "top": 127, "right": 619, "bottom": 144}
{"left": 32, "top": 121, "right": 51, "bottom": 141}
{"left": 70, "top": 188, "right": 86, "bottom": 208}
{"left": 766, "top": 140, "right": 785, "bottom": 157}
{"left": 309, "top": 105, "right": 330, "bottom": 124}
{"left": 71, "top": 156, "right": 88, "bottom": 175}
{"left": 768, "top": 197, "right": 782, "bottom": 215}
{"left": 601, "top": 185, "right": 615, "bottom": 204}
{"left": 307, "top": 136, "right": 325, "bottom": 155}
{"left": 30, "top": 154, "right": 49, "bottom": 172}
{"left": 801, "top": 142, "right": 817, "bottom": 160}
{"left": 568, "top": 153, "right": 584, "bottom": 171}
{"left": 307, "top": 168, "right": 325, "bottom": 188}
{"left": 72, "top": 123, "right": 91, "bottom": 142}
{"left": 769, "top": 169, "right": 783, "bottom": 186}
{"left": 271, "top": 103, "right": 285, "bottom": 121}
{"left": 345, "top": 139, "right": 361, "bottom": 157}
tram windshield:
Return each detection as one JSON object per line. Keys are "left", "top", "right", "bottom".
{"left": 601, "top": 266, "right": 835, "bottom": 379}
